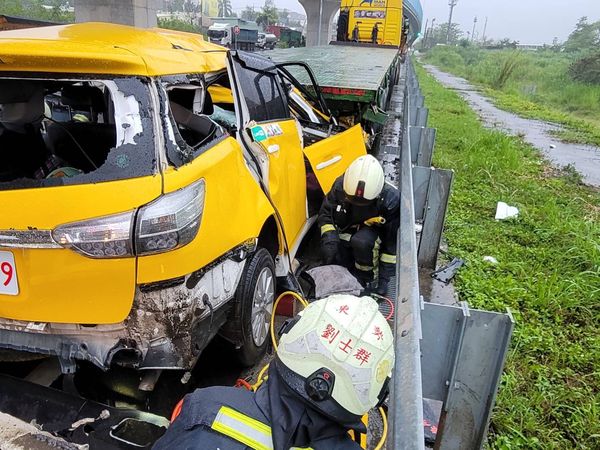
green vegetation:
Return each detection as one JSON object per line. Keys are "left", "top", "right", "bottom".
{"left": 157, "top": 17, "right": 202, "bottom": 34}
{"left": 570, "top": 53, "right": 600, "bottom": 84}
{"left": 563, "top": 17, "right": 600, "bottom": 55}
{"left": 416, "top": 64, "right": 599, "bottom": 449}
{"left": 422, "top": 46, "right": 600, "bottom": 146}
{"left": 0, "top": 0, "right": 74, "bottom": 22}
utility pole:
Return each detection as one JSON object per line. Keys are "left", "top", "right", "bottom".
{"left": 427, "top": 18, "right": 436, "bottom": 47}
{"left": 471, "top": 16, "right": 477, "bottom": 43}
{"left": 482, "top": 16, "right": 488, "bottom": 44}
{"left": 446, "top": 0, "right": 457, "bottom": 44}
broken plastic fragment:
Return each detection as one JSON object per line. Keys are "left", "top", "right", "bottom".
{"left": 483, "top": 256, "right": 498, "bottom": 264}
{"left": 431, "top": 258, "right": 465, "bottom": 284}
{"left": 181, "top": 371, "right": 192, "bottom": 384}
{"left": 495, "top": 202, "right": 519, "bottom": 220}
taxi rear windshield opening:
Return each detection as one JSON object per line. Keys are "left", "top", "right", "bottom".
{"left": 0, "top": 77, "right": 155, "bottom": 191}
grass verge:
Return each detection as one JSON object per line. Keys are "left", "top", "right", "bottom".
{"left": 481, "top": 88, "right": 600, "bottom": 147}
{"left": 421, "top": 47, "right": 600, "bottom": 147}
{"left": 415, "top": 64, "right": 600, "bottom": 449}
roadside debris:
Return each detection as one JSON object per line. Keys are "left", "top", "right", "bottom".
{"left": 483, "top": 256, "right": 499, "bottom": 264}
{"left": 431, "top": 258, "right": 466, "bottom": 284}
{"left": 69, "top": 410, "right": 110, "bottom": 432}
{"left": 0, "top": 412, "right": 86, "bottom": 450}
{"left": 495, "top": 201, "right": 519, "bottom": 220}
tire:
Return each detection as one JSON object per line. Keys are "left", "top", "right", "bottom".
{"left": 231, "top": 248, "right": 276, "bottom": 367}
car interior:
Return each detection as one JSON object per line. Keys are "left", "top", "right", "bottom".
{"left": 0, "top": 79, "right": 117, "bottom": 183}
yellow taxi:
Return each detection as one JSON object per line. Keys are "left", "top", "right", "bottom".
{"left": 0, "top": 23, "right": 366, "bottom": 375}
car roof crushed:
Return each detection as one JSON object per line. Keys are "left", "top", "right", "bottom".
{"left": 0, "top": 22, "right": 228, "bottom": 77}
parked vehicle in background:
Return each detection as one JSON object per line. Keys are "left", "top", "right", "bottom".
{"left": 257, "top": 32, "right": 277, "bottom": 50}
{"left": 266, "top": 25, "right": 305, "bottom": 47}
{"left": 208, "top": 18, "right": 259, "bottom": 51}
{"left": 0, "top": 22, "right": 367, "bottom": 383}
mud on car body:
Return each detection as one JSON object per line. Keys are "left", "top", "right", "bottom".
{"left": 0, "top": 23, "right": 366, "bottom": 376}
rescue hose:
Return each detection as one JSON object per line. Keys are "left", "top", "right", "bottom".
{"left": 374, "top": 407, "right": 388, "bottom": 450}
{"left": 245, "top": 291, "right": 310, "bottom": 392}
{"left": 270, "top": 291, "right": 309, "bottom": 352}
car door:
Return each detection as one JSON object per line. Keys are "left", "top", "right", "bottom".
{"left": 228, "top": 52, "right": 308, "bottom": 249}
{"left": 276, "top": 62, "right": 367, "bottom": 194}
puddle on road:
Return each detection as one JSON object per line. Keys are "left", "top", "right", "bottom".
{"left": 419, "top": 268, "right": 458, "bottom": 306}
{"left": 424, "top": 65, "right": 600, "bottom": 187}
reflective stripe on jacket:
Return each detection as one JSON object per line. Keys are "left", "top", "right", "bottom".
{"left": 152, "top": 385, "right": 360, "bottom": 450}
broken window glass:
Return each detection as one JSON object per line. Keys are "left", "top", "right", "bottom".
{"left": 160, "top": 78, "right": 226, "bottom": 168}
{"left": 0, "top": 77, "right": 155, "bottom": 191}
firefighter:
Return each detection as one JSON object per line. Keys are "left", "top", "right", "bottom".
{"left": 318, "top": 154, "right": 399, "bottom": 296}
{"left": 153, "top": 294, "right": 395, "bottom": 450}
{"left": 371, "top": 23, "right": 379, "bottom": 44}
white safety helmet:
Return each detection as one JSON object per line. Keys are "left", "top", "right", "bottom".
{"left": 343, "top": 155, "right": 385, "bottom": 205}
{"left": 276, "top": 294, "right": 394, "bottom": 419}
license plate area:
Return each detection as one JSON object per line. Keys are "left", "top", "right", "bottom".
{"left": 0, "top": 251, "right": 19, "bottom": 296}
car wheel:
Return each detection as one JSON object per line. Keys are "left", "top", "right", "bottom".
{"left": 233, "top": 248, "right": 275, "bottom": 367}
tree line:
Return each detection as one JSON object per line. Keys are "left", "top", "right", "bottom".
{"left": 419, "top": 16, "right": 600, "bottom": 84}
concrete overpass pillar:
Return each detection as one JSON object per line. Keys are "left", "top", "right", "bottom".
{"left": 75, "top": 0, "right": 158, "bottom": 28}
{"left": 299, "top": 0, "right": 339, "bottom": 47}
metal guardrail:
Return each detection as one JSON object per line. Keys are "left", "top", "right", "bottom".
{"left": 387, "top": 58, "right": 426, "bottom": 450}
{"left": 386, "top": 58, "right": 514, "bottom": 449}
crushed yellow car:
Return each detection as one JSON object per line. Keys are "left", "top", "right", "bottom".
{"left": 0, "top": 23, "right": 366, "bottom": 374}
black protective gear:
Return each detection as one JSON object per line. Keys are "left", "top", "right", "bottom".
{"left": 350, "top": 227, "right": 378, "bottom": 271}
{"left": 318, "top": 175, "right": 399, "bottom": 286}
{"left": 152, "top": 361, "right": 363, "bottom": 450}
{"left": 320, "top": 231, "right": 340, "bottom": 265}
{"left": 264, "top": 359, "right": 364, "bottom": 449}
{"left": 378, "top": 260, "right": 395, "bottom": 289}
{"left": 374, "top": 278, "right": 389, "bottom": 296}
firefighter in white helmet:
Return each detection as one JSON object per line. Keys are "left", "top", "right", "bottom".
{"left": 318, "top": 154, "right": 399, "bottom": 295}
{"left": 153, "top": 295, "right": 394, "bottom": 450}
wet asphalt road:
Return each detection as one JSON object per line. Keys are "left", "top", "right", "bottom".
{"left": 423, "top": 65, "right": 600, "bottom": 188}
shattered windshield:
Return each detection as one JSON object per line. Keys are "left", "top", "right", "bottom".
{"left": 0, "top": 77, "right": 155, "bottom": 191}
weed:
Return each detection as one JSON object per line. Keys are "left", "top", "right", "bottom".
{"left": 494, "top": 52, "right": 523, "bottom": 89}
{"left": 560, "top": 164, "right": 584, "bottom": 185}
{"left": 416, "top": 64, "right": 600, "bottom": 449}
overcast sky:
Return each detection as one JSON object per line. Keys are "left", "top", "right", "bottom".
{"left": 231, "top": 0, "right": 600, "bottom": 44}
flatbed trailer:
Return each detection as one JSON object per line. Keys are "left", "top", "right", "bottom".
{"left": 268, "top": 45, "right": 401, "bottom": 127}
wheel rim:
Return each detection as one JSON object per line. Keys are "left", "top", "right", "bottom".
{"left": 251, "top": 266, "right": 275, "bottom": 347}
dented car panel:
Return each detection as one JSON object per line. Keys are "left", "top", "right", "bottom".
{"left": 0, "top": 23, "right": 228, "bottom": 77}
{"left": 0, "top": 246, "right": 251, "bottom": 372}
{"left": 138, "top": 137, "right": 275, "bottom": 284}
{"left": 303, "top": 124, "right": 367, "bottom": 193}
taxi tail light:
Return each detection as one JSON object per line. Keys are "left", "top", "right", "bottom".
{"left": 52, "top": 180, "right": 205, "bottom": 258}
{"left": 52, "top": 211, "right": 135, "bottom": 258}
{"left": 135, "top": 179, "right": 205, "bottom": 256}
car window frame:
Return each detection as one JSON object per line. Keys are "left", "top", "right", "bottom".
{"left": 158, "top": 76, "right": 228, "bottom": 169}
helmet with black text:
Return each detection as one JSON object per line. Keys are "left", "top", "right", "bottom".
{"left": 275, "top": 294, "right": 394, "bottom": 423}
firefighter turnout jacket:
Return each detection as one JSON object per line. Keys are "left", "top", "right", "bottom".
{"left": 153, "top": 363, "right": 364, "bottom": 450}
{"left": 318, "top": 176, "right": 399, "bottom": 289}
